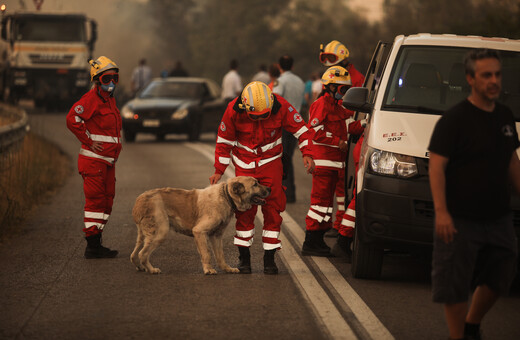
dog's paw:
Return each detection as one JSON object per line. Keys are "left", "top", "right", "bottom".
{"left": 135, "top": 266, "right": 146, "bottom": 272}
{"left": 226, "top": 267, "right": 240, "bottom": 274}
{"left": 204, "top": 268, "right": 217, "bottom": 275}
{"left": 147, "top": 267, "right": 162, "bottom": 274}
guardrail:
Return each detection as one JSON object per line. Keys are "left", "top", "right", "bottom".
{"left": 0, "top": 104, "right": 29, "bottom": 154}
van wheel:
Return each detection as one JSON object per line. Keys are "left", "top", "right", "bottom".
{"left": 351, "top": 227, "right": 384, "bottom": 279}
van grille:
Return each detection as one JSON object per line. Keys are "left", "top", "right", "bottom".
{"left": 413, "top": 199, "right": 434, "bottom": 219}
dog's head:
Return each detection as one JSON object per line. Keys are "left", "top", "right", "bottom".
{"left": 227, "top": 176, "right": 271, "bottom": 212}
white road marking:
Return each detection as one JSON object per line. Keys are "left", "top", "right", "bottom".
{"left": 185, "top": 142, "right": 394, "bottom": 340}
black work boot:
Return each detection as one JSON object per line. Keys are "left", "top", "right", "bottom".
{"left": 301, "top": 230, "right": 333, "bottom": 257}
{"left": 84, "top": 233, "right": 118, "bottom": 259}
{"left": 237, "top": 246, "right": 251, "bottom": 274}
{"left": 331, "top": 234, "right": 353, "bottom": 262}
{"left": 263, "top": 249, "right": 278, "bottom": 275}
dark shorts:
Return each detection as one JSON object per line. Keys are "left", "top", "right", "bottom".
{"left": 432, "top": 213, "right": 518, "bottom": 304}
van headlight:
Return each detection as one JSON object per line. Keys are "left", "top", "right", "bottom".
{"left": 171, "top": 108, "right": 189, "bottom": 120}
{"left": 369, "top": 148, "right": 418, "bottom": 178}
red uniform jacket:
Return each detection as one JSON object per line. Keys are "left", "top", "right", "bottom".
{"left": 308, "top": 92, "right": 364, "bottom": 169}
{"left": 347, "top": 63, "right": 365, "bottom": 88}
{"left": 66, "top": 87, "right": 122, "bottom": 166}
{"left": 214, "top": 94, "right": 312, "bottom": 174}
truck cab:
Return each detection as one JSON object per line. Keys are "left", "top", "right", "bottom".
{"left": 0, "top": 12, "right": 97, "bottom": 109}
{"left": 343, "top": 34, "right": 520, "bottom": 279}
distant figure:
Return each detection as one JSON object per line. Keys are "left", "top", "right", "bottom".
{"left": 251, "top": 64, "right": 270, "bottom": 85}
{"left": 169, "top": 61, "right": 189, "bottom": 77}
{"left": 131, "top": 58, "right": 152, "bottom": 95}
{"left": 267, "top": 63, "right": 280, "bottom": 90}
{"left": 221, "top": 59, "right": 242, "bottom": 103}
{"left": 272, "top": 55, "right": 305, "bottom": 203}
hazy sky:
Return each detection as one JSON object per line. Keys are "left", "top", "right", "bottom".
{"left": 0, "top": 0, "right": 384, "bottom": 89}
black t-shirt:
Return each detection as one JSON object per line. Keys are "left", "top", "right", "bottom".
{"left": 428, "top": 99, "right": 519, "bottom": 220}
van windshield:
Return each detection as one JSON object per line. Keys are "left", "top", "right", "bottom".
{"left": 382, "top": 46, "right": 520, "bottom": 121}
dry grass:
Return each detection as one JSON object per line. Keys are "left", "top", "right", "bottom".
{"left": 0, "top": 132, "right": 72, "bottom": 241}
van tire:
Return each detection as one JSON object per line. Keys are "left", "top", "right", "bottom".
{"left": 351, "top": 227, "right": 384, "bottom": 279}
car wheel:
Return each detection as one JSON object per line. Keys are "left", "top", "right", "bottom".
{"left": 156, "top": 133, "right": 165, "bottom": 141}
{"left": 124, "top": 130, "right": 136, "bottom": 142}
{"left": 188, "top": 122, "right": 200, "bottom": 141}
{"left": 351, "top": 221, "right": 384, "bottom": 279}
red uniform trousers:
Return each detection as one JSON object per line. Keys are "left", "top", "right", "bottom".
{"left": 79, "top": 157, "right": 116, "bottom": 237}
{"left": 338, "top": 135, "right": 364, "bottom": 237}
{"left": 233, "top": 159, "right": 285, "bottom": 250}
{"left": 306, "top": 167, "right": 342, "bottom": 231}
{"left": 333, "top": 169, "right": 346, "bottom": 230}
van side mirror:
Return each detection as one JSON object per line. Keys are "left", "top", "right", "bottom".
{"left": 343, "top": 87, "right": 373, "bottom": 113}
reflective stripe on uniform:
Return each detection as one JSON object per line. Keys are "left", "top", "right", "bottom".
{"left": 314, "top": 159, "right": 344, "bottom": 168}
{"left": 260, "top": 137, "right": 282, "bottom": 153}
{"left": 219, "top": 156, "right": 231, "bottom": 165}
{"left": 79, "top": 148, "right": 115, "bottom": 164}
{"left": 236, "top": 229, "right": 255, "bottom": 238}
{"left": 234, "top": 237, "right": 253, "bottom": 247}
{"left": 313, "top": 141, "right": 339, "bottom": 148}
{"left": 294, "top": 126, "right": 308, "bottom": 138}
{"left": 262, "top": 230, "right": 279, "bottom": 239}
{"left": 85, "top": 211, "right": 107, "bottom": 220}
{"left": 299, "top": 140, "right": 308, "bottom": 149}
{"left": 258, "top": 153, "right": 282, "bottom": 167}
{"left": 237, "top": 142, "right": 257, "bottom": 154}
{"left": 341, "top": 218, "right": 356, "bottom": 228}
{"left": 263, "top": 242, "right": 281, "bottom": 250}
{"left": 217, "top": 136, "right": 236, "bottom": 146}
{"left": 84, "top": 221, "right": 103, "bottom": 229}
{"left": 313, "top": 125, "right": 324, "bottom": 132}
{"left": 90, "top": 134, "right": 120, "bottom": 143}
{"left": 346, "top": 208, "right": 356, "bottom": 218}
{"left": 232, "top": 153, "right": 282, "bottom": 169}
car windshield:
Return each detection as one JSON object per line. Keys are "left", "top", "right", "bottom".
{"left": 382, "top": 46, "right": 520, "bottom": 121}
{"left": 139, "top": 81, "right": 202, "bottom": 99}
{"left": 14, "top": 17, "right": 86, "bottom": 42}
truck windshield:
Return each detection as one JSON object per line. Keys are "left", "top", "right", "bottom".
{"left": 382, "top": 46, "right": 520, "bottom": 121}
{"left": 14, "top": 17, "right": 86, "bottom": 42}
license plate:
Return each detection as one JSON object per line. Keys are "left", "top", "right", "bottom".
{"left": 143, "top": 119, "right": 160, "bottom": 127}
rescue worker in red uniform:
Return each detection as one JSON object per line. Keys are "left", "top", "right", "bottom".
{"left": 210, "top": 81, "right": 315, "bottom": 274}
{"left": 66, "top": 56, "right": 122, "bottom": 259}
{"left": 302, "top": 66, "right": 364, "bottom": 257}
{"left": 319, "top": 40, "right": 366, "bottom": 258}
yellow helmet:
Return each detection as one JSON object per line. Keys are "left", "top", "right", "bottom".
{"left": 319, "top": 40, "right": 350, "bottom": 66}
{"left": 321, "top": 66, "right": 352, "bottom": 86}
{"left": 239, "top": 81, "right": 274, "bottom": 120}
{"left": 88, "top": 56, "right": 119, "bottom": 81}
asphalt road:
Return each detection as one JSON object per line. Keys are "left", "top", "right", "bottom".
{"left": 1, "top": 108, "right": 519, "bottom": 340}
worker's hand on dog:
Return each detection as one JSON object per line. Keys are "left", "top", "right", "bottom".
{"left": 90, "top": 141, "right": 104, "bottom": 152}
{"left": 303, "top": 156, "right": 315, "bottom": 174}
{"left": 209, "top": 173, "right": 222, "bottom": 185}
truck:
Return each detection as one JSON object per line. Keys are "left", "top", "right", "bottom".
{"left": 0, "top": 11, "right": 97, "bottom": 110}
{"left": 343, "top": 33, "right": 520, "bottom": 279}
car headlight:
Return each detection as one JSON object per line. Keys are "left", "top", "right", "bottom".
{"left": 121, "top": 106, "right": 136, "bottom": 119}
{"left": 369, "top": 148, "right": 418, "bottom": 178}
{"left": 171, "top": 108, "right": 189, "bottom": 120}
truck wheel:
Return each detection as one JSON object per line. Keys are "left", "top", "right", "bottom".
{"left": 124, "top": 130, "right": 136, "bottom": 142}
{"left": 351, "top": 227, "right": 384, "bottom": 279}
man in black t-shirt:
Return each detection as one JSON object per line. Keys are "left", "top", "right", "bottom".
{"left": 429, "top": 48, "right": 520, "bottom": 340}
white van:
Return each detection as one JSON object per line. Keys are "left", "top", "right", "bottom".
{"left": 343, "top": 34, "right": 520, "bottom": 279}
